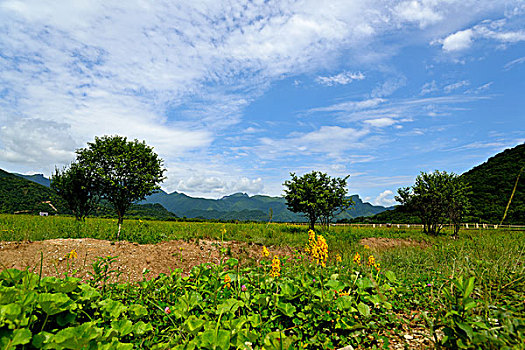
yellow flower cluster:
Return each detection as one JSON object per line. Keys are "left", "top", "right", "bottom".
{"left": 353, "top": 252, "right": 361, "bottom": 265}
{"left": 65, "top": 249, "right": 77, "bottom": 260}
{"left": 367, "top": 255, "right": 376, "bottom": 266}
{"left": 224, "top": 274, "right": 231, "bottom": 289}
{"left": 305, "top": 230, "right": 329, "bottom": 267}
{"left": 262, "top": 246, "right": 270, "bottom": 258}
{"left": 336, "top": 254, "right": 342, "bottom": 263}
{"left": 270, "top": 256, "right": 281, "bottom": 277}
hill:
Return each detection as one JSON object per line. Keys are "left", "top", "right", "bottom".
{"left": 353, "top": 143, "right": 525, "bottom": 224}
{"left": 143, "top": 191, "right": 391, "bottom": 222}
{"left": 0, "top": 169, "right": 67, "bottom": 214}
{"left": 14, "top": 173, "right": 51, "bottom": 187}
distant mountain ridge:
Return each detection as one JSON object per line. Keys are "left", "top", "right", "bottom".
{"left": 7, "top": 170, "right": 393, "bottom": 222}
{"left": 143, "top": 191, "right": 392, "bottom": 222}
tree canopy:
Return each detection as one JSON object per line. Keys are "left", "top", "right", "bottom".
{"left": 396, "top": 170, "right": 469, "bottom": 235}
{"left": 76, "top": 135, "right": 165, "bottom": 238}
{"left": 283, "top": 171, "right": 352, "bottom": 230}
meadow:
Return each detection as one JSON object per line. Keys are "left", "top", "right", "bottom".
{"left": 0, "top": 214, "right": 524, "bottom": 349}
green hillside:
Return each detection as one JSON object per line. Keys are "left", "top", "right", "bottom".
{"left": 354, "top": 143, "right": 525, "bottom": 224}
{"left": 0, "top": 169, "right": 67, "bottom": 214}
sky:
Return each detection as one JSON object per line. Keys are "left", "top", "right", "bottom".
{"left": 0, "top": 0, "right": 524, "bottom": 206}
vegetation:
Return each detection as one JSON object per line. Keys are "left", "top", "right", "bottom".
{"left": 283, "top": 171, "right": 352, "bottom": 229}
{"left": 0, "top": 169, "right": 67, "bottom": 215}
{"left": 51, "top": 163, "right": 99, "bottom": 221}
{"left": 76, "top": 135, "right": 166, "bottom": 238}
{"left": 396, "top": 170, "right": 469, "bottom": 235}
{"left": 0, "top": 215, "right": 523, "bottom": 348}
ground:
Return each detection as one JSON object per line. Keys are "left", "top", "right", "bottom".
{"left": 0, "top": 238, "right": 293, "bottom": 283}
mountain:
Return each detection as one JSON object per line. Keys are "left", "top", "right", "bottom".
{"left": 143, "top": 191, "right": 391, "bottom": 222}
{"left": 354, "top": 143, "right": 525, "bottom": 224}
{"left": 14, "top": 173, "right": 51, "bottom": 187}
{"left": 7, "top": 169, "right": 393, "bottom": 222}
{"left": 0, "top": 169, "right": 67, "bottom": 214}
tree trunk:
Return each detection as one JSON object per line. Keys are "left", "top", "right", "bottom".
{"left": 117, "top": 211, "right": 124, "bottom": 241}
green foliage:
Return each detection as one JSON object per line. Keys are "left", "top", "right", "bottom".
{"left": 0, "top": 169, "right": 67, "bottom": 215}
{"left": 283, "top": 171, "right": 352, "bottom": 229}
{"left": 396, "top": 170, "right": 469, "bottom": 235}
{"left": 51, "top": 163, "right": 99, "bottom": 221}
{"left": 76, "top": 135, "right": 166, "bottom": 235}
{"left": 0, "top": 269, "right": 152, "bottom": 349}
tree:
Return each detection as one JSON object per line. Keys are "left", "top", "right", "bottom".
{"left": 76, "top": 135, "right": 166, "bottom": 239}
{"left": 396, "top": 170, "right": 469, "bottom": 235}
{"left": 283, "top": 171, "right": 352, "bottom": 230}
{"left": 51, "top": 163, "right": 99, "bottom": 221}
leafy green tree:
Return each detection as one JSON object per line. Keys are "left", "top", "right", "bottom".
{"left": 283, "top": 171, "right": 351, "bottom": 230}
{"left": 76, "top": 135, "right": 166, "bottom": 239}
{"left": 51, "top": 163, "right": 99, "bottom": 221}
{"left": 396, "top": 170, "right": 469, "bottom": 235}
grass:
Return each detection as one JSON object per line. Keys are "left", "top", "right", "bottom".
{"left": 1, "top": 214, "right": 524, "bottom": 348}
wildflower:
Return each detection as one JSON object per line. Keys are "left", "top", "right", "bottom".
{"left": 353, "top": 252, "right": 361, "bottom": 265}
{"left": 306, "top": 230, "right": 329, "bottom": 267}
{"left": 65, "top": 249, "right": 77, "bottom": 259}
{"left": 364, "top": 244, "right": 370, "bottom": 250}
{"left": 224, "top": 274, "right": 232, "bottom": 289}
{"left": 426, "top": 283, "right": 432, "bottom": 287}
{"left": 374, "top": 263, "right": 381, "bottom": 272}
{"left": 336, "top": 254, "right": 342, "bottom": 263}
{"left": 164, "top": 306, "right": 171, "bottom": 314}
{"left": 262, "top": 246, "right": 270, "bottom": 258}
{"left": 270, "top": 255, "right": 281, "bottom": 277}
{"left": 367, "top": 255, "right": 376, "bottom": 266}
{"left": 241, "top": 284, "right": 247, "bottom": 292}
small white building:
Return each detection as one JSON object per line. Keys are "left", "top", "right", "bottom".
{"left": 39, "top": 212, "right": 49, "bottom": 217}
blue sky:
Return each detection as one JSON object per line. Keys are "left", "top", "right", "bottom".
{"left": 0, "top": 1, "right": 524, "bottom": 205}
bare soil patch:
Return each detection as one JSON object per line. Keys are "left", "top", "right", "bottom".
{"left": 359, "top": 237, "right": 430, "bottom": 250}
{"left": 0, "top": 238, "right": 292, "bottom": 283}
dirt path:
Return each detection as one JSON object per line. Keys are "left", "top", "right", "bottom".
{"left": 0, "top": 238, "right": 292, "bottom": 283}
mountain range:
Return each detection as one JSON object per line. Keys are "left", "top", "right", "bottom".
{"left": 2, "top": 170, "right": 392, "bottom": 221}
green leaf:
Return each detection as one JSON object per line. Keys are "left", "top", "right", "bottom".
{"left": 357, "top": 302, "right": 370, "bottom": 317}
{"left": 10, "top": 328, "right": 32, "bottom": 347}
{"left": 184, "top": 316, "right": 205, "bottom": 335}
{"left": 384, "top": 271, "right": 397, "bottom": 283}
{"left": 133, "top": 321, "right": 153, "bottom": 336}
{"left": 111, "top": 319, "right": 133, "bottom": 336}
{"left": 0, "top": 303, "right": 22, "bottom": 321}
{"left": 463, "top": 277, "right": 475, "bottom": 300}
{"left": 99, "top": 299, "right": 127, "bottom": 319}
{"left": 277, "top": 301, "right": 297, "bottom": 317}
{"left": 457, "top": 322, "right": 474, "bottom": 340}
{"left": 128, "top": 304, "right": 148, "bottom": 320}
{"left": 37, "top": 293, "right": 73, "bottom": 316}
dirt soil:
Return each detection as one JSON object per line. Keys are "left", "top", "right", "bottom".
{"left": 0, "top": 238, "right": 293, "bottom": 283}
{"left": 359, "top": 237, "right": 430, "bottom": 250}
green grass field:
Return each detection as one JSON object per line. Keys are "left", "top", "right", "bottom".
{"left": 0, "top": 214, "right": 524, "bottom": 349}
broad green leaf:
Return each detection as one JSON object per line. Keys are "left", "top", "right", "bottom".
{"left": 0, "top": 303, "right": 22, "bottom": 321}
{"left": 37, "top": 293, "right": 73, "bottom": 316}
{"left": 277, "top": 301, "right": 297, "bottom": 317}
{"left": 99, "top": 299, "right": 127, "bottom": 319}
{"left": 184, "top": 316, "right": 205, "bottom": 335}
{"left": 133, "top": 321, "right": 153, "bottom": 336}
{"left": 128, "top": 304, "right": 148, "bottom": 320}
{"left": 457, "top": 322, "right": 474, "bottom": 340}
{"left": 9, "top": 328, "right": 32, "bottom": 347}
{"left": 111, "top": 319, "right": 133, "bottom": 336}
{"left": 463, "top": 277, "right": 475, "bottom": 300}
{"left": 384, "top": 271, "right": 397, "bottom": 283}
{"left": 357, "top": 302, "right": 370, "bottom": 317}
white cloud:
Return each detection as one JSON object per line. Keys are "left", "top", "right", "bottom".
{"left": 444, "top": 80, "right": 470, "bottom": 93}
{"left": 364, "top": 117, "right": 396, "bottom": 127}
{"left": 316, "top": 71, "right": 365, "bottom": 86}
{"left": 420, "top": 80, "right": 438, "bottom": 95}
{"left": 503, "top": 56, "right": 525, "bottom": 70}
{"left": 440, "top": 18, "right": 525, "bottom": 52}
{"left": 373, "top": 190, "right": 397, "bottom": 206}
{"left": 442, "top": 29, "right": 474, "bottom": 52}
{"left": 394, "top": 1, "right": 444, "bottom": 28}
{"left": 176, "top": 176, "right": 263, "bottom": 196}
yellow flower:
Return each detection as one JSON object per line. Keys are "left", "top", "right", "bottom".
{"left": 270, "top": 255, "right": 281, "bottom": 277}
{"left": 224, "top": 274, "right": 232, "bottom": 289}
{"left": 364, "top": 244, "right": 370, "bottom": 250}
{"left": 353, "top": 252, "right": 361, "bottom": 265}
{"left": 367, "top": 255, "right": 376, "bottom": 266}
{"left": 65, "top": 249, "right": 77, "bottom": 259}
{"left": 262, "top": 246, "right": 270, "bottom": 258}
{"left": 306, "top": 230, "right": 329, "bottom": 267}
{"left": 336, "top": 254, "right": 342, "bottom": 263}
{"left": 374, "top": 262, "right": 381, "bottom": 272}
